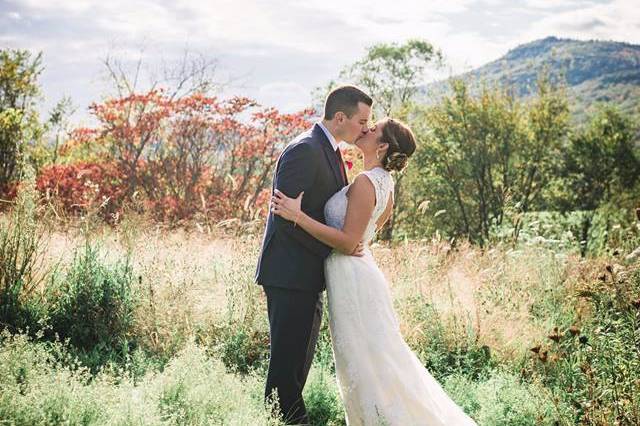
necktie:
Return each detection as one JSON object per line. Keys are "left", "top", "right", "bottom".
{"left": 335, "top": 147, "right": 347, "bottom": 185}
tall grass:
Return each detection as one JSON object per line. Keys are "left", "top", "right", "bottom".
{"left": 0, "top": 204, "right": 638, "bottom": 424}
{"left": 0, "top": 162, "right": 49, "bottom": 335}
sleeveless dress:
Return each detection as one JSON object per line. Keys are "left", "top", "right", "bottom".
{"left": 323, "top": 167, "right": 478, "bottom": 426}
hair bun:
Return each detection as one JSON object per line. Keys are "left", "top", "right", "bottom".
{"left": 384, "top": 151, "right": 409, "bottom": 172}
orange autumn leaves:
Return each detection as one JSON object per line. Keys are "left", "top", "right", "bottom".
{"left": 41, "top": 90, "right": 315, "bottom": 223}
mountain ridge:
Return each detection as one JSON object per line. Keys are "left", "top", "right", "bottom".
{"left": 423, "top": 36, "right": 640, "bottom": 119}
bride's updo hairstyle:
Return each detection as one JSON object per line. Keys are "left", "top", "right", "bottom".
{"left": 379, "top": 118, "right": 416, "bottom": 172}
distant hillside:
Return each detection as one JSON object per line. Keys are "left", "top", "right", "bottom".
{"left": 423, "top": 37, "right": 640, "bottom": 120}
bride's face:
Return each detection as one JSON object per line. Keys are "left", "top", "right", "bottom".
{"left": 355, "top": 120, "right": 388, "bottom": 159}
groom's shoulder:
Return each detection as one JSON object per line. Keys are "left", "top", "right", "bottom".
{"left": 285, "top": 126, "right": 324, "bottom": 152}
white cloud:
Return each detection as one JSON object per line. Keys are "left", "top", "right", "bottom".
{"left": 521, "top": 0, "right": 592, "bottom": 10}
{"left": 518, "top": 0, "right": 640, "bottom": 43}
{"left": 1, "top": 0, "right": 636, "bottom": 123}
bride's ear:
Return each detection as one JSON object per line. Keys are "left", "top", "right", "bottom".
{"left": 377, "top": 142, "right": 389, "bottom": 157}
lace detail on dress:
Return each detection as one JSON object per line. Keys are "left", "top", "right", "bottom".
{"left": 324, "top": 167, "right": 394, "bottom": 245}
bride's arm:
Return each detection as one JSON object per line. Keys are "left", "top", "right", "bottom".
{"left": 271, "top": 174, "right": 375, "bottom": 255}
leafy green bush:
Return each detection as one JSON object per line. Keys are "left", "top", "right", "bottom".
{"left": 218, "top": 325, "right": 270, "bottom": 374}
{"left": 303, "top": 365, "right": 346, "bottom": 426}
{"left": 47, "top": 241, "right": 139, "bottom": 372}
{"left": 0, "top": 163, "right": 48, "bottom": 335}
{"left": 0, "top": 330, "right": 105, "bottom": 425}
{"left": 410, "top": 301, "right": 497, "bottom": 381}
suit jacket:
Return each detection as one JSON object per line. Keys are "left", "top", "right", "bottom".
{"left": 255, "top": 123, "right": 347, "bottom": 292}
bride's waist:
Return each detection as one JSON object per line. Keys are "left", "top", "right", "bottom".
{"left": 328, "top": 246, "right": 373, "bottom": 258}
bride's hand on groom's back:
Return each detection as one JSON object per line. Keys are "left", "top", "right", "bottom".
{"left": 271, "top": 189, "right": 303, "bottom": 223}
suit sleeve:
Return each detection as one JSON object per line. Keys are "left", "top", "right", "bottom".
{"left": 273, "top": 142, "right": 333, "bottom": 259}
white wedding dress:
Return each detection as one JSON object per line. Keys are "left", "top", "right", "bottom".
{"left": 323, "top": 167, "right": 477, "bottom": 426}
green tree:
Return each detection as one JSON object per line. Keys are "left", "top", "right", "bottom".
{"left": 0, "top": 49, "right": 69, "bottom": 196}
{"left": 511, "top": 74, "right": 570, "bottom": 241}
{"left": 403, "top": 76, "right": 569, "bottom": 245}
{"left": 338, "top": 39, "right": 443, "bottom": 240}
{"left": 0, "top": 49, "right": 44, "bottom": 193}
{"left": 559, "top": 106, "right": 640, "bottom": 256}
{"left": 340, "top": 39, "right": 443, "bottom": 117}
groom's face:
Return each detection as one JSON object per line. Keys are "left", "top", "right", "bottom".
{"left": 341, "top": 102, "right": 371, "bottom": 145}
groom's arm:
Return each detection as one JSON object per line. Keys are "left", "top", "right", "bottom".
{"left": 273, "top": 142, "right": 333, "bottom": 259}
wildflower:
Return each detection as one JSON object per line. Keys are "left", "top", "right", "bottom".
{"left": 539, "top": 349, "right": 548, "bottom": 362}
{"left": 548, "top": 326, "right": 562, "bottom": 342}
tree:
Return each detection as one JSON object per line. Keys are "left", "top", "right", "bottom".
{"left": 0, "top": 49, "right": 44, "bottom": 194}
{"left": 559, "top": 106, "right": 640, "bottom": 256}
{"left": 57, "top": 89, "right": 313, "bottom": 223}
{"left": 102, "top": 46, "right": 222, "bottom": 100}
{"left": 340, "top": 39, "right": 443, "bottom": 117}
{"left": 511, "top": 75, "right": 570, "bottom": 241}
{"left": 403, "top": 76, "right": 570, "bottom": 246}
{"left": 339, "top": 39, "right": 443, "bottom": 240}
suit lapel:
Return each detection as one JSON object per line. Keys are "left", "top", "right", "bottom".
{"left": 313, "top": 124, "right": 344, "bottom": 189}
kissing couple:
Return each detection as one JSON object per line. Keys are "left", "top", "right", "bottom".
{"left": 255, "top": 85, "right": 477, "bottom": 425}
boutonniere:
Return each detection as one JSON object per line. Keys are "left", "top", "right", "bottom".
{"left": 345, "top": 160, "right": 353, "bottom": 170}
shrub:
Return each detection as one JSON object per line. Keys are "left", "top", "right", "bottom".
{"left": 47, "top": 241, "right": 139, "bottom": 372}
{"left": 0, "top": 163, "right": 48, "bottom": 335}
{"left": 410, "top": 301, "right": 497, "bottom": 381}
{"left": 218, "top": 325, "right": 270, "bottom": 374}
{"left": 36, "top": 161, "right": 126, "bottom": 223}
{"left": 0, "top": 331, "right": 105, "bottom": 425}
{"left": 303, "top": 365, "right": 346, "bottom": 426}
{"left": 0, "top": 331, "right": 282, "bottom": 425}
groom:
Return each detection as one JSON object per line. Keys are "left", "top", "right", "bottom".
{"left": 255, "top": 85, "right": 372, "bottom": 424}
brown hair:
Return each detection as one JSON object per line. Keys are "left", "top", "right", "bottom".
{"left": 379, "top": 118, "right": 417, "bottom": 172}
{"left": 323, "top": 85, "right": 373, "bottom": 120}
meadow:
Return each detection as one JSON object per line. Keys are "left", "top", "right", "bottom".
{"left": 1, "top": 42, "right": 640, "bottom": 425}
{"left": 1, "top": 181, "right": 639, "bottom": 425}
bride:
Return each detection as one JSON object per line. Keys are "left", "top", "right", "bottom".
{"left": 270, "top": 118, "right": 478, "bottom": 425}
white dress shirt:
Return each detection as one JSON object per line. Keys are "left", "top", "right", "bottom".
{"left": 317, "top": 121, "right": 340, "bottom": 151}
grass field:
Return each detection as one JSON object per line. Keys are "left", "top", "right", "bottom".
{"left": 1, "top": 204, "right": 639, "bottom": 424}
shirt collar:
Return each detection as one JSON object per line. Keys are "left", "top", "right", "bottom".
{"left": 317, "top": 121, "right": 340, "bottom": 151}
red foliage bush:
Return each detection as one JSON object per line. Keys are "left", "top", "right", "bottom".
{"left": 36, "top": 161, "right": 127, "bottom": 222}
{"left": 48, "top": 90, "right": 314, "bottom": 224}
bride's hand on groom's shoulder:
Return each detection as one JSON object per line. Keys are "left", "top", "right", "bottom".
{"left": 271, "top": 189, "right": 303, "bottom": 224}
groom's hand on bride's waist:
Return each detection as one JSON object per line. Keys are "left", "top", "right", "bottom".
{"left": 349, "top": 241, "right": 365, "bottom": 257}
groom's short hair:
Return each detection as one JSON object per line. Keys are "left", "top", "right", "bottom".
{"left": 324, "top": 85, "right": 372, "bottom": 120}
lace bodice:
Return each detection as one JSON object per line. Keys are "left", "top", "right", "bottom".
{"left": 324, "top": 167, "right": 394, "bottom": 244}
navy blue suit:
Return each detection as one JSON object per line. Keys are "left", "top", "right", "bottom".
{"left": 255, "top": 123, "right": 347, "bottom": 424}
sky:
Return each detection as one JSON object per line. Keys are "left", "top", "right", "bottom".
{"left": 1, "top": 0, "right": 639, "bottom": 125}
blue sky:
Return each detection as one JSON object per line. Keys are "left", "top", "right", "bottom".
{"left": 1, "top": 0, "right": 638, "bottom": 125}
